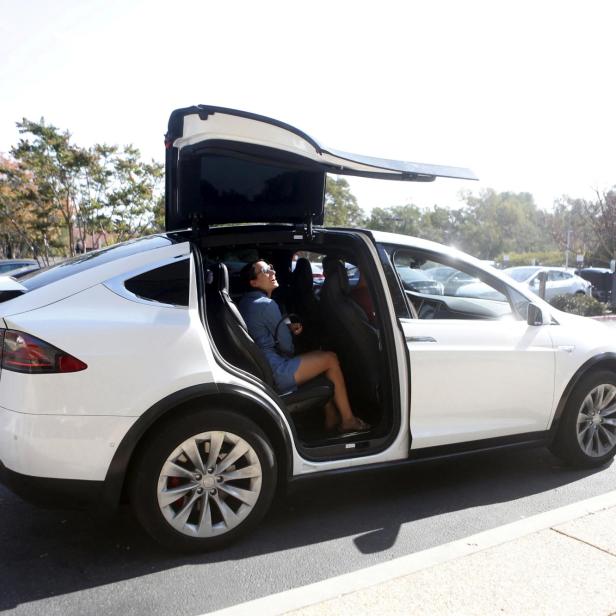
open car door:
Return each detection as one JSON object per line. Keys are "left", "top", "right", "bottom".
{"left": 164, "top": 105, "right": 478, "bottom": 231}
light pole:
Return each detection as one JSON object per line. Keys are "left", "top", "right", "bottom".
{"left": 565, "top": 229, "right": 573, "bottom": 268}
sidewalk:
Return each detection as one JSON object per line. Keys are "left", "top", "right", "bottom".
{"left": 211, "top": 490, "right": 616, "bottom": 616}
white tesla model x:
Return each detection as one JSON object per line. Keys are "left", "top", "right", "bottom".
{"left": 1, "top": 106, "right": 615, "bottom": 551}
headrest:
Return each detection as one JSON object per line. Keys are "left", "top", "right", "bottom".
{"left": 323, "top": 259, "right": 349, "bottom": 295}
{"left": 216, "top": 263, "right": 230, "bottom": 293}
{"left": 292, "top": 258, "right": 313, "bottom": 293}
{"left": 322, "top": 255, "right": 340, "bottom": 277}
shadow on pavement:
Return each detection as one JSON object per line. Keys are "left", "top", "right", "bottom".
{"left": 0, "top": 446, "right": 610, "bottom": 610}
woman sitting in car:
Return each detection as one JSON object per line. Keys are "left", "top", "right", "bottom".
{"left": 238, "top": 259, "right": 370, "bottom": 434}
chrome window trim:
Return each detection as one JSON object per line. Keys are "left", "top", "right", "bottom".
{"left": 103, "top": 255, "right": 190, "bottom": 309}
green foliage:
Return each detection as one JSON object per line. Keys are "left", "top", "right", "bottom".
{"left": 6, "top": 118, "right": 163, "bottom": 258}
{"left": 0, "top": 154, "right": 63, "bottom": 262}
{"left": 556, "top": 191, "right": 616, "bottom": 262}
{"left": 11, "top": 118, "right": 91, "bottom": 257}
{"left": 366, "top": 204, "right": 422, "bottom": 235}
{"left": 365, "top": 203, "right": 461, "bottom": 245}
{"left": 494, "top": 251, "right": 565, "bottom": 268}
{"left": 549, "top": 293, "right": 607, "bottom": 317}
{"left": 324, "top": 176, "right": 364, "bottom": 227}
{"left": 456, "top": 189, "right": 545, "bottom": 259}
{"left": 85, "top": 143, "right": 164, "bottom": 243}
{"left": 3, "top": 114, "right": 616, "bottom": 265}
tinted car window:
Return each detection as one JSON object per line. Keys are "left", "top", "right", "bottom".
{"left": 0, "top": 261, "right": 33, "bottom": 274}
{"left": 19, "top": 236, "right": 176, "bottom": 291}
{"left": 124, "top": 258, "right": 190, "bottom": 306}
{"left": 177, "top": 150, "right": 325, "bottom": 225}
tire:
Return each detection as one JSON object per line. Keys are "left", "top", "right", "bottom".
{"left": 129, "top": 409, "right": 277, "bottom": 552}
{"left": 551, "top": 370, "right": 616, "bottom": 468}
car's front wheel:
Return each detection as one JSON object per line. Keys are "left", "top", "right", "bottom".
{"left": 130, "top": 409, "right": 277, "bottom": 552}
{"left": 551, "top": 370, "right": 616, "bottom": 468}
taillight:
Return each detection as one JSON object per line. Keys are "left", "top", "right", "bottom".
{"left": 0, "top": 329, "right": 87, "bottom": 374}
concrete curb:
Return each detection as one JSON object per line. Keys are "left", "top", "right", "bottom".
{"left": 207, "top": 490, "right": 616, "bottom": 616}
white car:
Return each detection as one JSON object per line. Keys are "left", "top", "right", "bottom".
{"left": 504, "top": 266, "right": 593, "bottom": 300}
{"left": 1, "top": 106, "right": 616, "bottom": 552}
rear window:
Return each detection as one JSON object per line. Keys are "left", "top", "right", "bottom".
{"left": 19, "top": 236, "right": 176, "bottom": 292}
{"left": 124, "top": 259, "right": 190, "bottom": 306}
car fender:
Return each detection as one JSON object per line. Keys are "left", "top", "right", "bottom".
{"left": 549, "top": 352, "right": 616, "bottom": 438}
{"left": 101, "top": 383, "right": 293, "bottom": 509}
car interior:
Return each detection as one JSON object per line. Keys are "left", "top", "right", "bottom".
{"left": 199, "top": 228, "right": 399, "bottom": 458}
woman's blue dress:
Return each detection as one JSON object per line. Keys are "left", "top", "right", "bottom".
{"left": 239, "top": 290, "right": 301, "bottom": 393}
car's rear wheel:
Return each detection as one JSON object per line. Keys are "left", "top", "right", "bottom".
{"left": 551, "top": 370, "right": 616, "bottom": 467}
{"left": 130, "top": 409, "right": 277, "bottom": 552}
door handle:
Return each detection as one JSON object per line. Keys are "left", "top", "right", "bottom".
{"left": 406, "top": 336, "right": 437, "bottom": 343}
{"left": 558, "top": 345, "right": 575, "bottom": 353}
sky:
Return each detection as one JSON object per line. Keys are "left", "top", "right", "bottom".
{"left": 1, "top": 0, "right": 615, "bottom": 216}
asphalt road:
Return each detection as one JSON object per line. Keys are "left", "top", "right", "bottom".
{"left": 1, "top": 445, "right": 616, "bottom": 616}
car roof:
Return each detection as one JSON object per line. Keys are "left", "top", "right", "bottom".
{"left": 368, "top": 230, "right": 491, "bottom": 265}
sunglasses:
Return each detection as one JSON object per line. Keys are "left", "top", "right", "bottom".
{"left": 257, "top": 264, "right": 276, "bottom": 276}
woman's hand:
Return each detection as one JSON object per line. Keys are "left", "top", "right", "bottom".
{"left": 289, "top": 322, "right": 303, "bottom": 336}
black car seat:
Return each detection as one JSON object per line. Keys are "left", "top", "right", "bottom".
{"left": 319, "top": 259, "right": 381, "bottom": 413}
{"left": 288, "top": 257, "right": 321, "bottom": 352}
{"left": 206, "top": 263, "right": 334, "bottom": 415}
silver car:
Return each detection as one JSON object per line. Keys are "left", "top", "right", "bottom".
{"left": 504, "top": 266, "right": 592, "bottom": 300}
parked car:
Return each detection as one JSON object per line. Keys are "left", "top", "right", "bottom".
{"left": 0, "top": 259, "right": 40, "bottom": 278}
{"left": 395, "top": 266, "right": 444, "bottom": 295}
{"left": 504, "top": 266, "right": 592, "bottom": 300}
{"left": 423, "top": 265, "right": 479, "bottom": 295}
{"left": 575, "top": 267, "right": 613, "bottom": 303}
{"left": 2, "top": 105, "right": 616, "bottom": 553}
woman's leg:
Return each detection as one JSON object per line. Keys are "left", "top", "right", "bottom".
{"left": 323, "top": 401, "right": 339, "bottom": 432}
{"left": 294, "top": 351, "right": 367, "bottom": 430}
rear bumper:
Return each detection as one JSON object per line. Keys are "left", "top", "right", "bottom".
{"left": 0, "top": 461, "right": 103, "bottom": 509}
{"left": 0, "top": 405, "right": 136, "bottom": 481}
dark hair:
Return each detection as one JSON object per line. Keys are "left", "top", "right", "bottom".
{"left": 240, "top": 260, "right": 261, "bottom": 291}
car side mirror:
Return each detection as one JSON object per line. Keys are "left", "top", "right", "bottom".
{"left": 527, "top": 303, "right": 544, "bottom": 326}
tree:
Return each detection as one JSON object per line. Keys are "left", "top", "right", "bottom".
{"left": 83, "top": 144, "right": 164, "bottom": 244}
{"left": 456, "top": 189, "right": 544, "bottom": 259}
{"left": 0, "top": 154, "right": 62, "bottom": 262}
{"left": 9, "top": 118, "right": 164, "bottom": 256}
{"left": 324, "top": 176, "right": 364, "bottom": 227}
{"left": 556, "top": 190, "right": 616, "bottom": 264}
{"left": 366, "top": 204, "right": 422, "bottom": 236}
{"left": 12, "top": 118, "right": 91, "bottom": 256}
